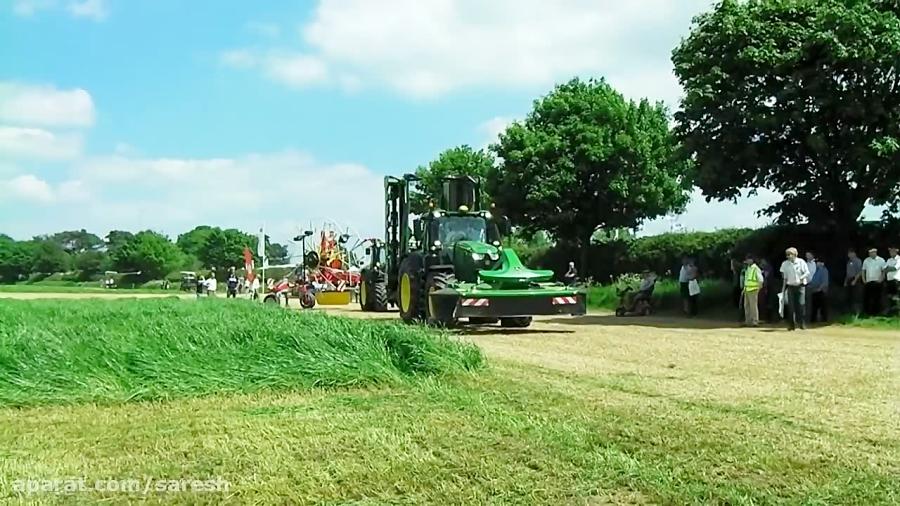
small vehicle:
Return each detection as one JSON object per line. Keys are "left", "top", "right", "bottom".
{"left": 615, "top": 273, "right": 657, "bottom": 317}
{"left": 180, "top": 271, "right": 197, "bottom": 292}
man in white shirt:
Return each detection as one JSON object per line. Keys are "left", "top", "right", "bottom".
{"left": 861, "top": 248, "right": 886, "bottom": 316}
{"left": 884, "top": 246, "right": 899, "bottom": 312}
{"left": 780, "top": 247, "right": 810, "bottom": 330}
{"left": 205, "top": 275, "right": 218, "bottom": 297}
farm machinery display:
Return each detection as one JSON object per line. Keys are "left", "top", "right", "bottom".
{"left": 358, "top": 174, "right": 586, "bottom": 327}
{"left": 263, "top": 227, "right": 361, "bottom": 307}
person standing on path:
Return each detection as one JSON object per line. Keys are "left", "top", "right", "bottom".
{"left": 742, "top": 254, "right": 764, "bottom": 327}
{"left": 205, "top": 274, "right": 217, "bottom": 297}
{"left": 804, "top": 251, "right": 817, "bottom": 323}
{"left": 845, "top": 249, "right": 863, "bottom": 315}
{"left": 862, "top": 248, "right": 886, "bottom": 316}
{"left": 885, "top": 247, "right": 900, "bottom": 310}
{"left": 226, "top": 268, "right": 239, "bottom": 299}
{"left": 196, "top": 275, "right": 206, "bottom": 299}
{"left": 679, "top": 257, "right": 699, "bottom": 317}
{"left": 809, "top": 259, "right": 830, "bottom": 323}
{"left": 780, "top": 247, "right": 810, "bottom": 331}
{"left": 759, "top": 258, "right": 775, "bottom": 322}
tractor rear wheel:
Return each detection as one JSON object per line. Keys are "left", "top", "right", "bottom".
{"left": 397, "top": 254, "right": 425, "bottom": 323}
{"left": 500, "top": 316, "right": 532, "bottom": 328}
{"left": 359, "top": 272, "right": 372, "bottom": 311}
{"left": 425, "top": 272, "right": 457, "bottom": 327}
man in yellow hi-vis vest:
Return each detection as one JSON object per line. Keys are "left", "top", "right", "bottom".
{"left": 743, "top": 254, "right": 765, "bottom": 326}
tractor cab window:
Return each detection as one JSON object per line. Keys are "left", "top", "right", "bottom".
{"left": 434, "top": 216, "right": 487, "bottom": 244}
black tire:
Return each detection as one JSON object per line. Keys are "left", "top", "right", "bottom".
{"left": 370, "top": 274, "right": 389, "bottom": 312}
{"left": 263, "top": 294, "right": 279, "bottom": 304}
{"left": 300, "top": 291, "right": 316, "bottom": 309}
{"left": 468, "top": 317, "right": 499, "bottom": 325}
{"left": 500, "top": 316, "right": 532, "bottom": 328}
{"left": 425, "top": 272, "right": 457, "bottom": 327}
{"left": 359, "top": 270, "right": 374, "bottom": 311}
{"left": 615, "top": 307, "right": 626, "bottom": 317}
{"left": 397, "top": 254, "right": 425, "bottom": 323}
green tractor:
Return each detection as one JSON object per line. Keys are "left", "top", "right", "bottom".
{"left": 358, "top": 174, "right": 586, "bottom": 327}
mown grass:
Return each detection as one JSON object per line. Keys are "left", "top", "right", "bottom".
{"left": 0, "top": 299, "right": 482, "bottom": 407}
{"left": 1, "top": 359, "right": 896, "bottom": 505}
{"left": 587, "top": 278, "right": 731, "bottom": 312}
{"left": 0, "top": 283, "right": 160, "bottom": 293}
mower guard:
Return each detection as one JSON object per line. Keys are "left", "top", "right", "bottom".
{"left": 430, "top": 286, "right": 587, "bottom": 318}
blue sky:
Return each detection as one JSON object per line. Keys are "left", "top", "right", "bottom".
{"left": 1, "top": 0, "right": 825, "bottom": 250}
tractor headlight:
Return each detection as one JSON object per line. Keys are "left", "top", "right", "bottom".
{"left": 488, "top": 251, "right": 499, "bottom": 261}
{"left": 471, "top": 252, "right": 484, "bottom": 261}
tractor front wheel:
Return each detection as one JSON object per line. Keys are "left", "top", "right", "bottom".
{"left": 500, "top": 316, "right": 532, "bottom": 328}
{"left": 425, "top": 272, "right": 457, "bottom": 327}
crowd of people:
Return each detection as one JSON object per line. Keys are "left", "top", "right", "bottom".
{"left": 711, "top": 246, "right": 900, "bottom": 329}
{"left": 195, "top": 267, "right": 261, "bottom": 300}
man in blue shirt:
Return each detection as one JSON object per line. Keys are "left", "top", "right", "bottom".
{"left": 809, "top": 260, "right": 830, "bottom": 323}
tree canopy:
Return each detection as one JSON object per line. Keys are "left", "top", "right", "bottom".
{"left": 109, "top": 230, "right": 182, "bottom": 281}
{"left": 411, "top": 145, "right": 495, "bottom": 214}
{"left": 673, "top": 0, "right": 900, "bottom": 229}
{"left": 487, "top": 78, "right": 691, "bottom": 271}
{"left": 198, "top": 228, "right": 256, "bottom": 277}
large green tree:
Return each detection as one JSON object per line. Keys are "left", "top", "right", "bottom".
{"left": 199, "top": 228, "right": 255, "bottom": 277}
{"left": 29, "top": 239, "right": 70, "bottom": 275}
{"left": 488, "top": 78, "right": 691, "bottom": 272}
{"left": 110, "top": 231, "right": 182, "bottom": 281}
{"left": 176, "top": 225, "right": 215, "bottom": 259}
{"left": 0, "top": 235, "right": 32, "bottom": 283}
{"left": 673, "top": 0, "right": 900, "bottom": 230}
{"left": 48, "top": 229, "right": 103, "bottom": 254}
{"left": 411, "top": 145, "right": 495, "bottom": 214}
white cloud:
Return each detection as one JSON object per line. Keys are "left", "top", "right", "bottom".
{"left": 58, "top": 151, "right": 385, "bottom": 242}
{"left": 10, "top": 0, "right": 108, "bottom": 20}
{"left": 0, "top": 126, "right": 83, "bottom": 160}
{"left": 477, "top": 116, "right": 513, "bottom": 148}
{"left": 222, "top": 0, "right": 711, "bottom": 101}
{"left": 1, "top": 174, "right": 56, "bottom": 203}
{"left": 12, "top": 0, "right": 54, "bottom": 16}
{"left": 0, "top": 82, "right": 95, "bottom": 127}
{"left": 67, "top": 0, "right": 108, "bottom": 21}
{"left": 220, "top": 51, "right": 330, "bottom": 88}
{"left": 263, "top": 53, "right": 329, "bottom": 88}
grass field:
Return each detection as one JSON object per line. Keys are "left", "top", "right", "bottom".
{"left": 0, "top": 283, "right": 163, "bottom": 294}
{"left": 0, "top": 298, "right": 897, "bottom": 504}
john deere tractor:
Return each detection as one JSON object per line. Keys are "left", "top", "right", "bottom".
{"left": 358, "top": 174, "right": 586, "bottom": 327}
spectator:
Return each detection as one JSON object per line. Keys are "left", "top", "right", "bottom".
{"left": 845, "top": 249, "right": 863, "bottom": 315}
{"left": 196, "top": 275, "right": 206, "bottom": 299}
{"left": 804, "top": 251, "right": 817, "bottom": 323}
{"left": 205, "top": 274, "right": 218, "bottom": 297}
{"left": 885, "top": 246, "right": 899, "bottom": 300}
{"left": 226, "top": 268, "right": 239, "bottom": 299}
{"left": 742, "top": 254, "right": 764, "bottom": 327}
{"left": 809, "top": 259, "right": 830, "bottom": 323}
{"left": 250, "top": 276, "right": 261, "bottom": 301}
{"left": 563, "top": 261, "right": 578, "bottom": 286}
{"left": 679, "top": 257, "right": 699, "bottom": 317}
{"left": 759, "top": 258, "right": 776, "bottom": 322}
{"left": 861, "top": 248, "right": 886, "bottom": 316}
{"left": 731, "top": 258, "right": 744, "bottom": 322}
{"left": 780, "top": 247, "right": 810, "bottom": 331}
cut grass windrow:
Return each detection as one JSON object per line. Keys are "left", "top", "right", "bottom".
{"left": 0, "top": 298, "right": 483, "bottom": 407}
